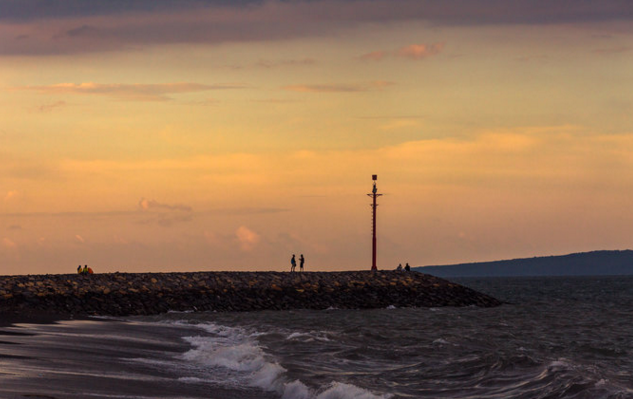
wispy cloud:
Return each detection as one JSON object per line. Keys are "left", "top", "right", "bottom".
{"left": 137, "top": 198, "right": 194, "bottom": 227}
{"left": 2, "top": 238, "right": 17, "bottom": 249}
{"left": 514, "top": 55, "right": 549, "bottom": 62}
{"left": 4, "top": 190, "right": 19, "bottom": 202}
{"left": 359, "top": 43, "right": 445, "bottom": 61}
{"left": 283, "top": 81, "right": 394, "bottom": 93}
{"left": 593, "top": 46, "right": 631, "bottom": 55}
{"left": 396, "top": 43, "right": 445, "bottom": 60}
{"left": 235, "top": 226, "right": 260, "bottom": 251}
{"left": 17, "top": 82, "right": 243, "bottom": 101}
{"left": 378, "top": 118, "right": 422, "bottom": 131}
{"left": 358, "top": 51, "right": 388, "bottom": 61}
{"left": 138, "top": 198, "right": 193, "bottom": 212}
{"left": 253, "top": 58, "right": 317, "bottom": 69}
{"left": 35, "top": 100, "right": 67, "bottom": 113}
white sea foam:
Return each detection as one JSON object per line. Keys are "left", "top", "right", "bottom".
{"left": 287, "top": 331, "right": 331, "bottom": 342}
{"left": 282, "top": 380, "right": 311, "bottom": 399}
{"left": 386, "top": 305, "right": 397, "bottom": 310}
{"left": 316, "top": 382, "right": 393, "bottom": 399}
{"left": 180, "top": 324, "right": 288, "bottom": 392}
{"left": 287, "top": 332, "right": 307, "bottom": 340}
{"left": 547, "top": 359, "right": 573, "bottom": 370}
{"left": 176, "top": 322, "right": 388, "bottom": 399}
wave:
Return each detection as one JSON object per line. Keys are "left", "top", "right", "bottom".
{"left": 286, "top": 331, "right": 332, "bottom": 342}
{"left": 174, "top": 321, "right": 389, "bottom": 399}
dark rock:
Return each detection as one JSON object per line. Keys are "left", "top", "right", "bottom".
{"left": 0, "top": 271, "right": 502, "bottom": 317}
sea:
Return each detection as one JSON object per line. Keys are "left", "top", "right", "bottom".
{"left": 1, "top": 275, "right": 633, "bottom": 399}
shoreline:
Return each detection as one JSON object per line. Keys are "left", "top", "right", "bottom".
{"left": 0, "top": 310, "right": 84, "bottom": 328}
{"left": 0, "top": 271, "right": 503, "bottom": 321}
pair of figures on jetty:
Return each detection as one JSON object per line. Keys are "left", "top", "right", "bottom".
{"left": 290, "top": 254, "right": 305, "bottom": 272}
{"left": 396, "top": 263, "right": 411, "bottom": 272}
{"left": 77, "top": 265, "right": 94, "bottom": 275}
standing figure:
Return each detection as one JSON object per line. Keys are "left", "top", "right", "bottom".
{"left": 82, "top": 265, "right": 89, "bottom": 274}
{"left": 291, "top": 254, "right": 296, "bottom": 272}
{"left": 77, "top": 265, "right": 82, "bottom": 274}
{"left": 299, "top": 254, "right": 305, "bottom": 272}
{"left": 405, "top": 263, "right": 411, "bottom": 272}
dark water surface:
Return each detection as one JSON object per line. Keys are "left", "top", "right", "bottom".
{"left": 1, "top": 276, "right": 632, "bottom": 398}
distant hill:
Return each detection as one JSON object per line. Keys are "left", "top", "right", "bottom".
{"left": 415, "top": 250, "right": 633, "bottom": 277}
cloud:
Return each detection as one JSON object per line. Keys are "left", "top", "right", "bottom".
{"left": 252, "top": 58, "right": 317, "bottom": 69}
{"left": 593, "top": 46, "right": 631, "bottom": 55}
{"left": 187, "top": 98, "right": 220, "bottom": 106}
{"left": 378, "top": 118, "right": 422, "bottom": 131}
{"left": 136, "top": 213, "right": 194, "bottom": 228}
{"left": 235, "top": 226, "right": 260, "bottom": 251}
{"left": 283, "top": 81, "right": 394, "bottom": 93}
{"left": 358, "top": 51, "right": 388, "bottom": 61}
{"left": 2, "top": 1, "right": 631, "bottom": 26}
{"left": 2, "top": 238, "right": 17, "bottom": 249}
{"left": 396, "top": 43, "right": 445, "bottom": 60}
{"left": 1, "top": 237, "right": 20, "bottom": 260}
{"left": 137, "top": 198, "right": 194, "bottom": 227}
{"left": 359, "top": 43, "right": 445, "bottom": 61}
{"left": 4, "top": 160, "right": 61, "bottom": 181}
{"left": 63, "top": 24, "right": 99, "bottom": 38}
{"left": 2, "top": 1, "right": 631, "bottom": 56}
{"left": 138, "top": 198, "right": 193, "bottom": 212}
{"left": 16, "top": 82, "right": 243, "bottom": 102}
{"left": 35, "top": 100, "right": 67, "bottom": 113}
{"left": 514, "top": 55, "right": 549, "bottom": 62}
{"left": 4, "top": 190, "right": 19, "bottom": 202}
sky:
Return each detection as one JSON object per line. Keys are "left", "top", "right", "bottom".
{"left": 1, "top": 0, "right": 633, "bottom": 275}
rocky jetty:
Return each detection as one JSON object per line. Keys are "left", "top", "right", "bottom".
{"left": 0, "top": 271, "right": 502, "bottom": 317}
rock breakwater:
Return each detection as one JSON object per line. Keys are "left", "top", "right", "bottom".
{"left": 0, "top": 271, "right": 502, "bottom": 317}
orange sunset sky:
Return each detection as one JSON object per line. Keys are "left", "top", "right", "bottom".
{"left": 1, "top": 1, "right": 633, "bottom": 275}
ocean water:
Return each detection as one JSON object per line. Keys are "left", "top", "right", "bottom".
{"left": 1, "top": 275, "right": 633, "bottom": 399}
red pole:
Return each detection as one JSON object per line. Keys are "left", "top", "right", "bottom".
{"left": 368, "top": 175, "right": 382, "bottom": 271}
{"left": 372, "top": 192, "right": 377, "bottom": 270}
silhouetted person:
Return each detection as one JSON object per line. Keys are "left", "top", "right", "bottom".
{"left": 291, "top": 254, "right": 296, "bottom": 272}
{"left": 405, "top": 263, "right": 411, "bottom": 272}
{"left": 82, "top": 265, "right": 89, "bottom": 274}
{"left": 77, "top": 265, "right": 82, "bottom": 274}
{"left": 396, "top": 263, "right": 403, "bottom": 271}
{"left": 300, "top": 254, "right": 305, "bottom": 272}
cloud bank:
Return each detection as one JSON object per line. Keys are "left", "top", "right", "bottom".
{"left": 17, "top": 82, "right": 242, "bottom": 101}
{"left": 1, "top": 0, "right": 631, "bottom": 56}
{"left": 283, "top": 81, "right": 394, "bottom": 93}
{"left": 359, "top": 43, "right": 445, "bottom": 61}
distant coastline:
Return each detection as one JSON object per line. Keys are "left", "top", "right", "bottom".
{"left": 416, "top": 250, "right": 633, "bottom": 278}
